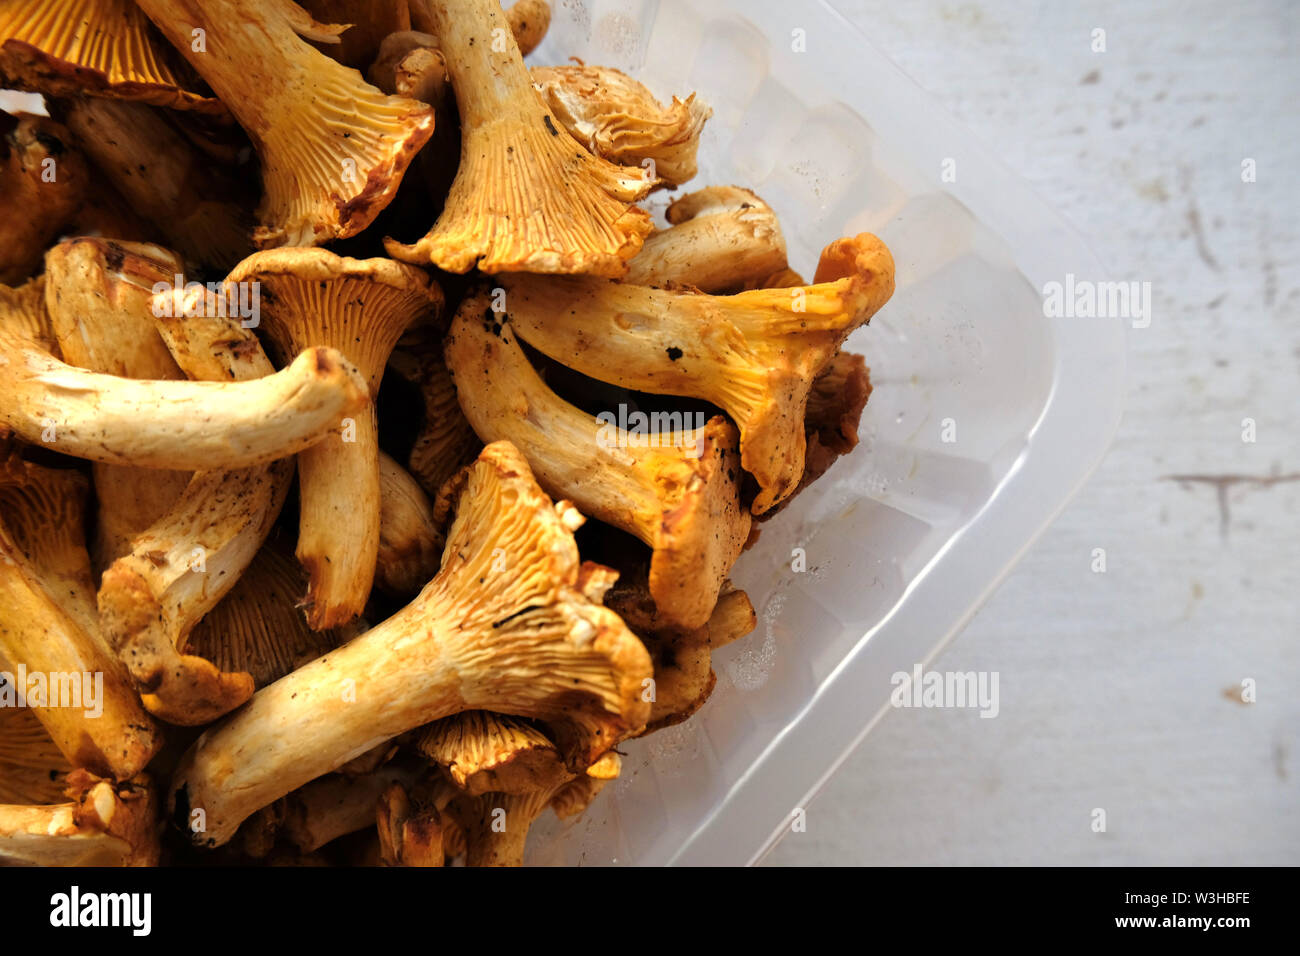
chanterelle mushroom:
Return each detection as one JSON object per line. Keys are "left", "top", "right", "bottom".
{"left": 239, "top": 760, "right": 426, "bottom": 858}
{"left": 445, "top": 292, "right": 750, "bottom": 630}
{"left": 0, "top": 113, "right": 88, "bottom": 284}
{"left": 0, "top": 707, "right": 70, "bottom": 806}
{"left": 0, "top": 452, "right": 162, "bottom": 780}
{"left": 0, "top": 768, "right": 160, "bottom": 867}
{"left": 98, "top": 459, "right": 294, "bottom": 725}
{"left": 0, "top": 274, "right": 54, "bottom": 353}
{"left": 385, "top": 0, "right": 654, "bottom": 275}
{"left": 417, "top": 711, "right": 570, "bottom": 795}
{"left": 0, "top": 327, "right": 369, "bottom": 471}
{"left": 135, "top": 0, "right": 435, "bottom": 247}
{"left": 408, "top": 0, "right": 551, "bottom": 57}
{"left": 170, "top": 441, "right": 652, "bottom": 847}
{"left": 625, "top": 186, "right": 789, "bottom": 292}
{"left": 496, "top": 232, "right": 895, "bottom": 513}
{"left": 605, "top": 570, "right": 757, "bottom": 731}
{"left": 0, "top": 0, "right": 222, "bottom": 112}
{"left": 42, "top": 238, "right": 193, "bottom": 572}
{"left": 53, "top": 98, "right": 254, "bottom": 276}
{"left": 387, "top": 320, "right": 480, "bottom": 498}
{"left": 762, "top": 350, "right": 874, "bottom": 518}
{"left": 531, "top": 62, "right": 711, "bottom": 189}
{"left": 376, "top": 778, "right": 447, "bottom": 866}
{"left": 376, "top": 450, "right": 441, "bottom": 597}
{"left": 97, "top": 299, "right": 305, "bottom": 725}
{"left": 224, "top": 248, "right": 443, "bottom": 629}
{"left": 449, "top": 750, "right": 621, "bottom": 866}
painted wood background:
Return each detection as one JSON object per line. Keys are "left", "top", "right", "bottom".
{"left": 768, "top": 0, "right": 1299, "bottom": 865}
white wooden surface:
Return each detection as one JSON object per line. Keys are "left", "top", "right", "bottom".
{"left": 767, "top": 0, "right": 1300, "bottom": 865}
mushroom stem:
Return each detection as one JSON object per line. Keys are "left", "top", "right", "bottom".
{"left": 385, "top": 0, "right": 653, "bottom": 275}
{"left": 0, "top": 772, "right": 159, "bottom": 867}
{"left": 42, "top": 238, "right": 193, "bottom": 571}
{"left": 295, "top": 409, "right": 380, "bottom": 628}
{"left": 242, "top": 761, "right": 426, "bottom": 857}
{"left": 97, "top": 460, "right": 294, "bottom": 726}
{"left": 407, "top": 0, "right": 551, "bottom": 56}
{"left": 223, "top": 249, "right": 441, "bottom": 629}
{"left": 0, "top": 333, "right": 370, "bottom": 470}
{"left": 0, "top": 456, "right": 161, "bottom": 780}
{"left": 376, "top": 450, "right": 441, "bottom": 596}
{"left": 55, "top": 98, "right": 253, "bottom": 276}
{"left": 171, "top": 441, "right": 651, "bottom": 847}
{"left": 376, "top": 781, "right": 447, "bottom": 866}
{"left": 0, "top": 114, "right": 88, "bottom": 284}
{"left": 445, "top": 293, "right": 750, "bottom": 630}
{"left": 496, "top": 232, "right": 895, "bottom": 513}
{"left": 453, "top": 751, "right": 619, "bottom": 866}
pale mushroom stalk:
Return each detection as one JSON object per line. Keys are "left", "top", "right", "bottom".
{"left": 624, "top": 186, "right": 789, "bottom": 292}
{"left": 531, "top": 62, "right": 710, "bottom": 188}
{"left": 171, "top": 441, "right": 652, "bottom": 847}
{"left": 385, "top": 0, "right": 654, "bottom": 276}
{"left": 0, "top": 0, "right": 222, "bottom": 112}
{"left": 42, "top": 238, "right": 192, "bottom": 571}
{"left": 224, "top": 249, "right": 442, "bottom": 629}
{"left": 0, "top": 771, "right": 160, "bottom": 867}
{"left": 135, "top": 0, "right": 435, "bottom": 247}
{"left": 98, "top": 459, "right": 293, "bottom": 726}
{"left": 0, "top": 113, "right": 88, "bottom": 284}
{"left": 445, "top": 296, "right": 750, "bottom": 630}
{"left": 55, "top": 98, "right": 253, "bottom": 276}
{"left": 407, "top": 0, "right": 552, "bottom": 56}
{"left": 0, "top": 330, "right": 369, "bottom": 471}
{"left": 0, "top": 455, "right": 161, "bottom": 780}
{"left": 241, "top": 761, "right": 427, "bottom": 857}
{"left": 497, "top": 232, "right": 896, "bottom": 513}
{"left": 98, "top": 301, "right": 307, "bottom": 724}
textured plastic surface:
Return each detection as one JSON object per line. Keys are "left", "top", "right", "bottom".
{"left": 525, "top": 0, "right": 1126, "bottom": 865}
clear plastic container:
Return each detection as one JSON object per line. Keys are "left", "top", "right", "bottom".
{"left": 525, "top": 0, "right": 1126, "bottom": 865}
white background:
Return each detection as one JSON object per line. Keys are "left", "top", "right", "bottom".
{"left": 768, "top": 0, "right": 1299, "bottom": 865}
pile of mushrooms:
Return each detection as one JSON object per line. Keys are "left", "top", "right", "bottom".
{"left": 0, "top": 0, "right": 894, "bottom": 867}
